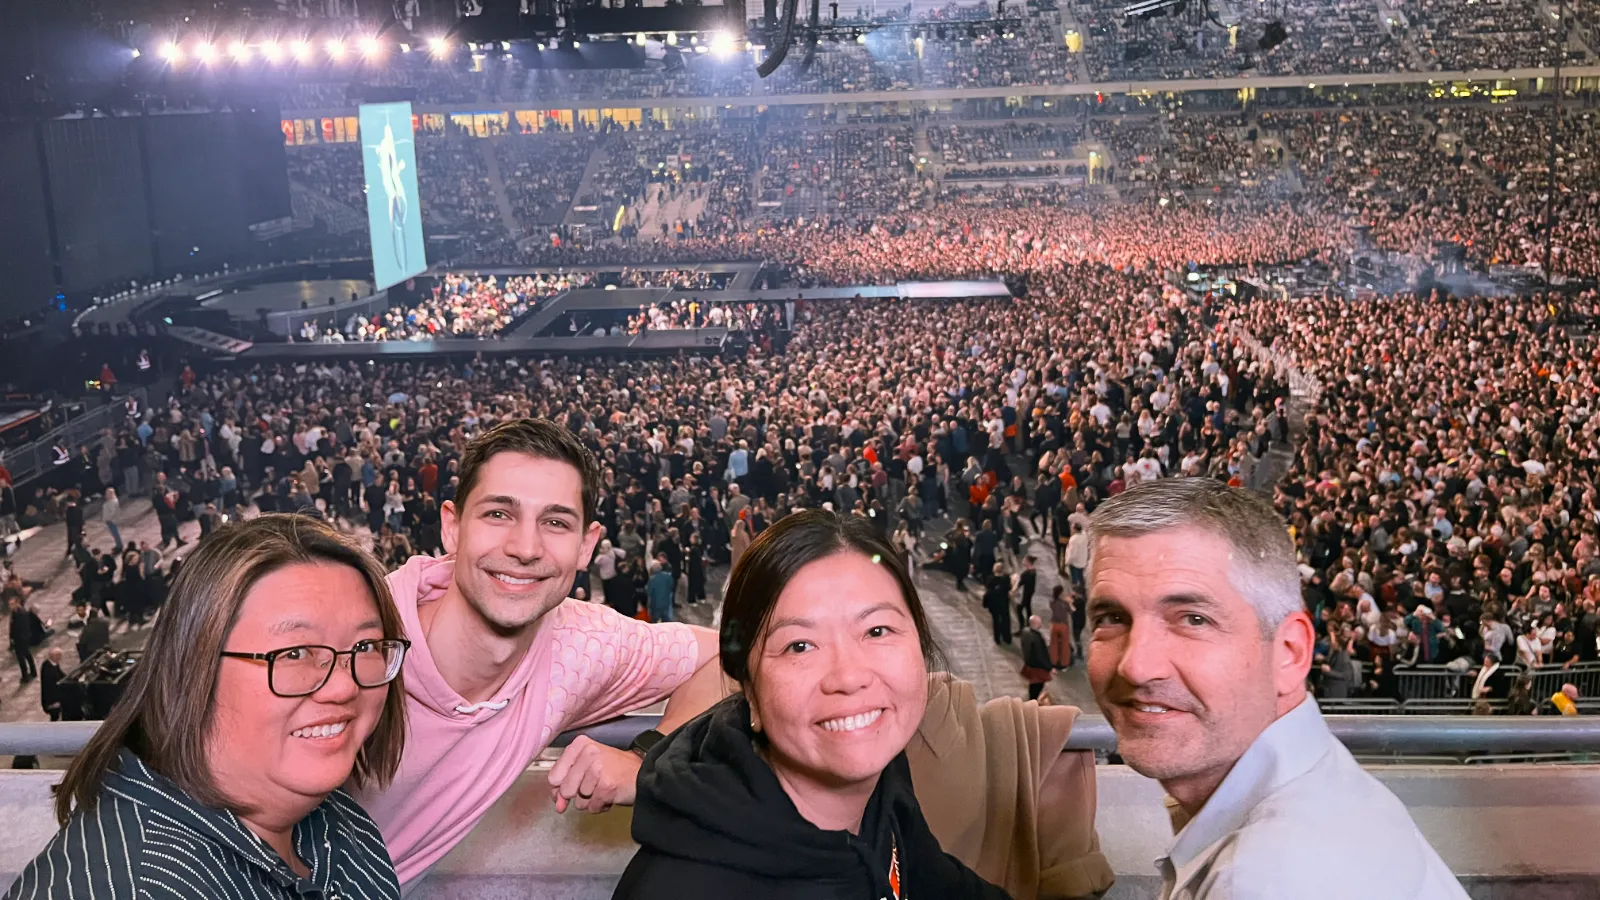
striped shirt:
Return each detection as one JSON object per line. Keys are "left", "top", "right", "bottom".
{"left": 4, "top": 750, "right": 400, "bottom": 900}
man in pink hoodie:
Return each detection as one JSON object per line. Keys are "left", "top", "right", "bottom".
{"left": 355, "top": 419, "right": 726, "bottom": 889}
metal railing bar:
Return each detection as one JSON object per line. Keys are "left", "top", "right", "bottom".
{"left": 7, "top": 713, "right": 1600, "bottom": 757}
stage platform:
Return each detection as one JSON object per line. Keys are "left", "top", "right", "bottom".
{"left": 240, "top": 328, "right": 729, "bottom": 361}
{"left": 201, "top": 279, "right": 374, "bottom": 317}
{"left": 552, "top": 280, "right": 1015, "bottom": 312}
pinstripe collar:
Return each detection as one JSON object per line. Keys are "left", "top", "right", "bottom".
{"left": 105, "top": 750, "right": 339, "bottom": 892}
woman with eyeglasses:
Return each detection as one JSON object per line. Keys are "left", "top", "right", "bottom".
{"left": 6, "top": 514, "right": 411, "bottom": 900}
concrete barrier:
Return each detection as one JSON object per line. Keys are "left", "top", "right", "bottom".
{"left": 0, "top": 765, "right": 1596, "bottom": 898}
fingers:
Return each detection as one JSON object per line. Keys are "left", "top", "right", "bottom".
{"left": 576, "top": 760, "right": 603, "bottom": 804}
{"left": 547, "top": 736, "right": 636, "bottom": 814}
{"left": 548, "top": 735, "right": 597, "bottom": 804}
{"left": 553, "top": 733, "right": 598, "bottom": 787}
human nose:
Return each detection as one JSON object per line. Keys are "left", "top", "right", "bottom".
{"left": 311, "top": 653, "right": 362, "bottom": 703}
{"left": 817, "top": 643, "right": 873, "bottom": 696}
{"left": 503, "top": 518, "right": 545, "bottom": 564}
{"left": 1113, "top": 617, "right": 1176, "bottom": 689}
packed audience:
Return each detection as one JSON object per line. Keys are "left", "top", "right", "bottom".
{"left": 628, "top": 298, "right": 785, "bottom": 332}
{"left": 415, "top": 138, "right": 509, "bottom": 252}
{"left": 495, "top": 133, "right": 595, "bottom": 228}
{"left": 316, "top": 273, "right": 583, "bottom": 341}
{"left": 1402, "top": 0, "right": 1567, "bottom": 71}
{"left": 756, "top": 125, "right": 926, "bottom": 220}
{"left": 1226, "top": 288, "right": 1600, "bottom": 708}
{"left": 1075, "top": 0, "right": 1411, "bottom": 82}
{"left": 928, "top": 122, "right": 1083, "bottom": 164}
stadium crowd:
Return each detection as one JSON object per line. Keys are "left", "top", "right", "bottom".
{"left": 309, "top": 273, "right": 582, "bottom": 341}
{"left": 1227, "top": 287, "right": 1600, "bottom": 708}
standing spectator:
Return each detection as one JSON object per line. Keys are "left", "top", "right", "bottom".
{"left": 1407, "top": 606, "right": 1443, "bottom": 664}
{"left": 1321, "top": 627, "right": 1355, "bottom": 699}
{"left": 119, "top": 548, "right": 148, "bottom": 627}
{"left": 1020, "top": 615, "right": 1052, "bottom": 701}
{"left": 685, "top": 532, "right": 707, "bottom": 604}
{"left": 1015, "top": 555, "right": 1038, "bottom": 629}
{"left": 8, "top": 594, "right": 37, "bottom": 683}
{"left": 100, "top": 489, "right": 123, "bottom": 553}
{"left": 155, "top": 489, "right": 182, "bottom": 549}
{"left": 983, "top": 563, "right": 1012, "bottom": 646}
{"left": 973, "top": 519, "right": 1000, "bottom": 581}
{"left": 76, "top": 606, "right": 110, "bottom": 663}
{"left": 1048, "top": 585, "right": 1074, "bottom": 669}
{"left": 647, "top": 559, "right": 675, "bottom": 623}
{"left": 1064, "top": 523, "right": 1089, "bottom": 590}
{"left": 1481, "top": 613, "right": 1514, "bottom": 663}
{"left": 64, "top": 498, "right": 85, "bottom": 559}
{"left": 944, "top": 521, "right": 973, "bottom": 592}
{"left": 1516, "top": 622, "right": 1546, "bottom": 669}
{"left": 40, "top": 648, "right": 65, "bottom": 721}
{"left": 729, "top": 515, "right": 752, "bottom": 570}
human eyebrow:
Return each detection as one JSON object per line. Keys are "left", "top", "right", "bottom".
{"left": 855, "top": 602, "right": 906, "bottom": 622}
{"left": 1158, "top": 592, "right": 1227, "bottom": 615}
{"left": 539, "top": 504, "right": 583, "bottom": 521}
{"left": 474, "top": 494, "right": 521, "bottom": 509}
{"left": 1085, "top": 594, "right": 1124, "bottom": 618}
{"left": 268, "top": 618, "right": 316, "bottom": 637}
{"left": 766, "top": 616, "right": 815, "bottom": 634}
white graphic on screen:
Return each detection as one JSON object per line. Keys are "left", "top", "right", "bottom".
{"left": 366, "top": 112, "right": 414, "bottom": 274}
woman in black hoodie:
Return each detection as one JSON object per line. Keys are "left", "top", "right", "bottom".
{"left": 615, "top": 510, "right": 1011, "bottom": 900}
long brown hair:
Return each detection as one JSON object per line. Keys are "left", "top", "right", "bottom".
{"left": 54, "top": 514, "right": 408, "bottom": 825}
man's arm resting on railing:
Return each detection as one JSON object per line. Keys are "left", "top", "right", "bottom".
{"left": 549, "top": 625, "right": 729, "bottom": 814}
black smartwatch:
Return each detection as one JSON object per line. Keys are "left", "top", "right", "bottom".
{"left": 629, "top": 728, "right": 666, "bottom": 759}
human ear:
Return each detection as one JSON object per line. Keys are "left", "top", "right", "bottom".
{"left": 1272, "top": 611, "right": 1316, "bottom": 699}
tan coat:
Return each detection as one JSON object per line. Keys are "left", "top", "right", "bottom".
{"left": 909, "top": 674, "right": 1115, "bottom": 900}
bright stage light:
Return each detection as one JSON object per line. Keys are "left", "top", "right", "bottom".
{"left": 159, "top": 40, "right": 181, "bottom": 62}
{"left": 261, "top": 39, "right": 282, "bottom": 62}
{"left": 194, "top": 41, "right": 215, "bottom": 64}
{"left": 428, "top": 36, "right": 450, "bottom": 57}
{"left": 229, "top": 39, "right": 251, "bottom": 61}
{"left": 709, "top": 29, "right": 736, "bottom": 57}
{"left": 327, "top": 38, "right": 346, "bottom": 60}
{"left": 360, "top": 36, "right": 383, "bottom": 58}
{"left": 130, "top": 48, "right": 141, "bottom": 59}
{"left": 292, "top": 39, "right": 313, "bottom": 61}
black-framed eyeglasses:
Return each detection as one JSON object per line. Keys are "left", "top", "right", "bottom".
{"left": 220, "top": 639, "right": 411, "bottom": 698}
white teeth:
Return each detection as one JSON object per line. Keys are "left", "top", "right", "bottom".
{"left": 1137, "top": 705, "right": 1172, "bottom": 713}
{"left": 492, "top": 573, "right": 537, "bottom": 585}
{"left": 820, "top": 709, "right": 884, "bottom": 733}
{"left": 292, "top": 721, "right": 348, "bottom": 739}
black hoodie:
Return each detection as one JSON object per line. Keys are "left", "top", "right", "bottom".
{"left": 614, "top": 695, "right": 1012, "bottom": 900}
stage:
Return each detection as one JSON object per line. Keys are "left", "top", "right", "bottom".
{"left": 201, "top": 279, "right": 374, "bottom": 318}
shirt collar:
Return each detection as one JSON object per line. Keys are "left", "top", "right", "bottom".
{"left": 106, "top": 750, "right": 339, "bottom": 891}
{"left": 1161, "top": 694, "right": 1330, "bottom": 882}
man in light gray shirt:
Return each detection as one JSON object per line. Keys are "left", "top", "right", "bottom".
{"left": 1085, "top": 479, "right": 1467, "bottom": 900}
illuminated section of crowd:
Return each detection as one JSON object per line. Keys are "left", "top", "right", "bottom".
{"left": 311, "top": 272, "right": 589, "bottom": 341}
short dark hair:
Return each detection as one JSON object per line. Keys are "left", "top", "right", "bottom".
{"left": 719, "top": 509, "right": 938, "bottom": 685}
{"left": 456, "top": 418, "right": 600, "bottom": 524}
{"left": 53, "top": 515, "right": 407, "bottom": 825}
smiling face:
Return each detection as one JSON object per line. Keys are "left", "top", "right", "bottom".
{"left": 1087, "top": 526, "right": 1312, "bottom": 810}
{"left": 210, "top": 562, "right": 390, "bottom": 816}
{"left": 747, "top": 551, "right": 928, "bottom": 812}
{"left": 442, "top": 451, "right": 602, "bottom": 633}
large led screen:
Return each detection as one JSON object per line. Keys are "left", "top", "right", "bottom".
{"left": 359, "top": 102, "right": 427, "bottom": 291}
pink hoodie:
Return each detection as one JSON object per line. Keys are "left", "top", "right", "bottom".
{"left": 355, "top": 555, "right": 700, "bottom": 887}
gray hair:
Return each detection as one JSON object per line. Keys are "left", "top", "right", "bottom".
{"left": 1086, "top": 478, "right": 1304, "bottom": 635}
